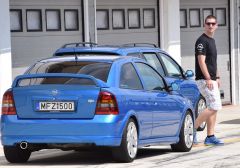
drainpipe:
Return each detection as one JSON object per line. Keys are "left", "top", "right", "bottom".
{"left": 83, "top": 0, "right": 89, "bottom": 42}
{"left": 237, "top": 0, "right": 240, "bottom": 104}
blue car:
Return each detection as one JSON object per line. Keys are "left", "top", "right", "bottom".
{"left": 1, "top": 56, "right": 194, "bottom": 163}
{"left": 54, "top": 43, "right": 206, "bottom": 131}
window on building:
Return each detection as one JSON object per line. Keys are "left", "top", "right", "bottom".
{"left": 143, "top": 8, "right": 155, "bottom": 28}
{"left": 203, "top": 8, "right": 213, "bottom": 26}
{"left": 64, "top": 9, "right": 79, "bottom": 31}
{"left": 96, "top": 9, "right": 109, "bottom": 30}
{"left": 180, "top": 9, "right": 187, "bottom": 28}
{"left": 10, "top": 9, "right": 23, "bottom": 32}
{"left": 46, "top": 9, "right": 61, "bottom": 31}
{"left": 216, "top": 8, "right": 226, "bottom": 26}
{"left": 112, "top": 9, "right": 125, "bottom": 29}
{"left": 189, "top": 9, "right": 200, "bottom": 27}
{"left": 128, "top": 9, "right": 140, "bottom": 29}
{"left": 26, "top": 9, "right": 42, "bottom": 32}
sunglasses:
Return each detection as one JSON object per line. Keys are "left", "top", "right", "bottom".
{"left": 205, "top": 22, "right": 217, "bottom": 26}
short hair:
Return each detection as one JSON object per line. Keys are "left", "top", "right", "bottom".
{"left": 205, "top": 15, "right": 217, "bottom": 23}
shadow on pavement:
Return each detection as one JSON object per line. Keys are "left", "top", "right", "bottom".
{"left": 219, "top": 119, "right": 240, "bottom": 124}
{"left": 0, "top": 147, "right": 172, "bottom": 166}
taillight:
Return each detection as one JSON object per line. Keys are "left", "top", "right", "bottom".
{"left": 2, "top": 90, "right": 17, "bottom": 115}
{"left": 95, "top": 91, "right": 119, "bottom": 115}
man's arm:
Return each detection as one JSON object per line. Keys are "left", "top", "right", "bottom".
{"left": 197, "top": 55, "right": 214, "bottom": 90}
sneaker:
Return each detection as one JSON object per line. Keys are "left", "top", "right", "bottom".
{"left": 204, "top": 135, "right": 224, "bottom": 145}
{"left": 193, "top": 129, "right": 198, "bottom": 145}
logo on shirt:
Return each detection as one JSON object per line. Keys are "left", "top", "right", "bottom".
{"left": 197, "top": 43, "right": 204, "bottom": 51}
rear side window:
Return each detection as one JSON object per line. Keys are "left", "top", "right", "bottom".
{"left": 142, "top": 53, "right": 165, "bottom": 76}
{"left": 25, "top": 61, "right": 111, "bottom": 85}
{"left": 135, "top": 62, "right": 166, "bottom": 91}
{"left": 120, "top": 63, "right": 143, "bottom": 90}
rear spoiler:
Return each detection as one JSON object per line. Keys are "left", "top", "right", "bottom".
{"left": 12, "top": 73, "right": 109, "bottom": 88}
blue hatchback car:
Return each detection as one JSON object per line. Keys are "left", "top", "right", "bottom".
{"left": 1, "top": 56, "right": 194, "bottom": 163}
{"left": 54, "top": 43, "right": 207, "bottom": 131}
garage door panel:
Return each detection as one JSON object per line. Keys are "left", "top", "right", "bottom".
{"left": 97, "top": 0, "right": 156, "bottom": 6}
{"left": 10, "top": 0, "right": 83, "bottom": 68}
{"left": 10, "top": 0, "right": 81, "bottom": 6}
{"left": 12, "top": 35, "right": 82, "bottom": 67}
{"left": 97, "top": 0, "right": 158, "bottom": 46}
{"left": 98, "top": 32, "right": 158, "bottom": 45}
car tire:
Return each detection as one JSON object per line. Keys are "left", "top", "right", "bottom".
{"left": 196, "top": 96, "right": 207, "bottom": 131}
{"left": 171, "top": 111, "right": 194, "bottom": 152}
{"left": 4, "top": 145, "right": 31, "bottom": 163}
{"left": 112, "top": 118, "right": 138, "bottom": 163}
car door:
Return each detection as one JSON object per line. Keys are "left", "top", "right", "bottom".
{"left": 119, "top": 62, "right": 153, "bottom": 139}
{"left": 134, "top": 62, "right": 181, "bottom": 138}
{"left": 158, "top": 52, "right": 199, "bottom": 106}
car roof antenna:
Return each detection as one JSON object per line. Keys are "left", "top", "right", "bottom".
{"left": 89, "top": 32, "right": 93, "bottom": 49}
{"left": 74, "top": 48, "right": 78, "bottom": 63}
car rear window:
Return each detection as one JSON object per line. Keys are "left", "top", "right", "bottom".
{"left": 24, "top": 61, "right": 111, "bottom": 85}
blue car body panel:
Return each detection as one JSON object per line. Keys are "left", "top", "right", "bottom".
{"left": 54, "top": 46, "right": 201, "bottom": 111}
{"left": 1, "top": 56, "right": 194, "bottom": 148}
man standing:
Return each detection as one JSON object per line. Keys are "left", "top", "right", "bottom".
{"left": 194, "top": 15, "right": 224, "bottom": 145}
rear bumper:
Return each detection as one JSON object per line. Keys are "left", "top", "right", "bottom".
{"left": 1, "top": 115, "right": 126, "bottom": 146}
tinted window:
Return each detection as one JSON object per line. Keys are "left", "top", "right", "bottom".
{"left": 120, "top": 63, "right": 143, "bottom": 90}
{"left": 24, "top": 61, "right": 111, "bottom": 85}
{"left": 135, "top": 62, "right": 166, "bottom": 91}
{"left": 127, "top": 52, "right": 145, "bottom": 59}
{"left": 159, "top": 53, "right": 183, "bottom": 78}
{"left": 142, "top": 53, "right": 165, "bottom": 76}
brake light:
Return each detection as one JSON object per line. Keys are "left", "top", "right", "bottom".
{"left": 95, "top": 91, "right": 119, "bottom": 115}
{"left": 2, "top": 90, "right": 16, "bottom": 115}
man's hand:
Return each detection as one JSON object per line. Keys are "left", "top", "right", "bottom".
{"left": 206, "top": 79, "right": 214, "bottom": 90}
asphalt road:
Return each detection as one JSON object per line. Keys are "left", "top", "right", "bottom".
{"left": 0, "top": 105, "right": 240, "bottom": 168}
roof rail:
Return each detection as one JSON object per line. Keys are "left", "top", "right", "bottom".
{"left": 62, "top": 42, "right": 98, "bottom": 48}
{"left": 122, "top": 43, "right": 157, "bottom": 48}
{"left": 97, "top": 45, "right": 122, "bottom": 48}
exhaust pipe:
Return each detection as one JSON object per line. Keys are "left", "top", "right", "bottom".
{"left": 20, "top": 141, "right": 28, "bottom": 149}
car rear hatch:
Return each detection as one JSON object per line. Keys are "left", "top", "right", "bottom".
{"left": 12, "top": 73, "right": 108, "bottom": 119}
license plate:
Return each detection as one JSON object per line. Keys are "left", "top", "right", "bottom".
{"left": 36, "top": 101, "right": 75, "bottom": 112}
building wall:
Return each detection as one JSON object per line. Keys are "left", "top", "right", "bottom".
{"left": 0, "top": 0, "right": 12, "bottom": 108}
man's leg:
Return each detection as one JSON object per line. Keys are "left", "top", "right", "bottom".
{"left": 204, "top": 111, "right": 224, "bottom": 145}
{"left": 206, "top": 112, "right": 217, "bottom": 136}
{"left": 194, "top": 108, "right": 216, "bottom": 129}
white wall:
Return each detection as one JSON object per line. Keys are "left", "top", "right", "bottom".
{"left": 0, "top": 0, "right": 12, "bottom": 108}
{"left": 160, "top": 0, "right": 181, "bottom": 64}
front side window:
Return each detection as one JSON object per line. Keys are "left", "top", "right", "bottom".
{"left": 142, "top": 53, "right": 165, "bottom": 76}
{"left": 159, "top": 53, "right": 183, "bottom": 78}
{"left": 135, "top": 62, "right": 166, "bottom": 91}
{"left": 120, "top": 63, "right": 143, "bottom": 90}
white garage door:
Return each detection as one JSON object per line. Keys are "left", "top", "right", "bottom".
{"left": 96, "top": 0, "right": 159, "bottom": 46}
{"left": 10, "top": 0, "right": 83, "bottom": 71}
{"left": 180, "top": 0, "right": 231, "bottom": 104}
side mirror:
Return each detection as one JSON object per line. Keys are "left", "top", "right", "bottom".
{"left": 185, "top": 70, "right": 194, "bottom": 78}
{"left": 170, "top": 82, "right": 179, "bottom": 91}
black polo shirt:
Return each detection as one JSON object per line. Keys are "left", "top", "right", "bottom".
{"left": 195, "top": 33, "right": 217, "bottom": 80}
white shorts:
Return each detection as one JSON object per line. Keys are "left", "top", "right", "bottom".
{"left": 196, "top": 80, "right": 222, "bottom": 111}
